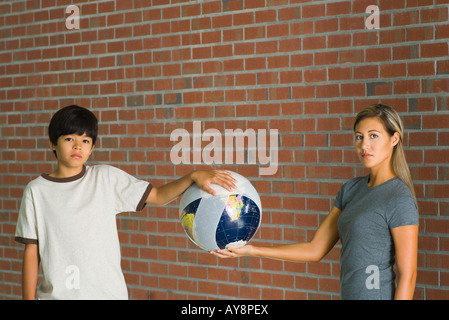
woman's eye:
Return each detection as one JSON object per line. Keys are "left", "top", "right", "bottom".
{"left": 355, "top": 135, "right": 362, "bottom": 140}
{"left": 370, "top": 134, "right": 378, "bottom": 139}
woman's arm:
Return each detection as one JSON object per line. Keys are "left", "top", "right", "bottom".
{"left": 213, "top": 206, "right": 341, "bottom": 263}
{"left": 391, "top": 224, "right": 418, "bottom": 300}
{"left": 22, "top": 243, "right": 39, "bottom": 300}
{"left": 146, "top": 170, "right": 236, "bottom": 206}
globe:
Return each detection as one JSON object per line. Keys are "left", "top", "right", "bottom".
{"left": 179, "top": 171, "right": 262, "bottom": 251}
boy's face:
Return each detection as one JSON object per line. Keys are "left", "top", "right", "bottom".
{"left": 50, "top": 133, "right": 94, "bottom": 169}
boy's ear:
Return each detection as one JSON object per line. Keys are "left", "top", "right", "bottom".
{"left": 49, "top": 140, "right": 58, "bottom": 158}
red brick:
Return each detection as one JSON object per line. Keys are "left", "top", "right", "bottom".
{"left": 421, "top": 42, "right": 449, "bottom": 58}
{"left": 421, "top": 7, "right": 449, "bottom": 23}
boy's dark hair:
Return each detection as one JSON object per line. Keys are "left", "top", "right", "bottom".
{"left": 48, "top": 105, "right": 98, "bottom": 157}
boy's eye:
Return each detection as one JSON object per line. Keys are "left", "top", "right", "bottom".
{"left": 65, "top": 137, "right": 73, "bottom": 141}
{"left": 83, "top": 140, "right": 90, "bottom": 144}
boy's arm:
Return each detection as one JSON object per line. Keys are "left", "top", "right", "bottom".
{"left": 22, "top": 243, "right": 39, "bottom": 300}
{"left": 146, "top": 170, "right": 236, "bottom": 206}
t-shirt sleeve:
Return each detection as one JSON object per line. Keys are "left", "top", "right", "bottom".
{"left": 334, "top": 185, "right": 344, "bottom": 210}
{"left": 387, "top": 192, "right": 419, "bottom": 229}
{"left": 15, "top": 185, "right": 39, "bottom": 245}
{"left": 107, "top": 166, "right": 153, "bottom": 213}
{"left": 334, "top": 178, "right": 360, "bottom": 211}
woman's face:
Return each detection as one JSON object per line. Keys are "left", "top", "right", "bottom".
{"left": 354, "top": 117, "right": 399, "bottom": 172}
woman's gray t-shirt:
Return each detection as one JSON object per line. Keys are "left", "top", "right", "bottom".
{"left": 334, "top": 176, "right": 419, "bottom": 300}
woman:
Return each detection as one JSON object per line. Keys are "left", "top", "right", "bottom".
{"left": 213, "top": 104, "right": 419, "bottom": 300}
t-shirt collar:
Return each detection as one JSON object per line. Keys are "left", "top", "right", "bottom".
{"left": 41, "top": 165, "right": 86, "bottom": 183}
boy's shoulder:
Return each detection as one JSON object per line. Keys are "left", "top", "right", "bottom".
{"left": 25, "top": 175, "right": 44, "bottom": 190}
{"left": 88, "top": 164, "right": 127, "bottom": 176}
{"left": 87, "top": 164, "right": 113, "bottom": 173}
{"left": 85, "top": 165, "right": 137, "bottom": 185}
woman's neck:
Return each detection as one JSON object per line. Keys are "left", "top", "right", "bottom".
{"left": 368, "top": 166, "right": 396, "bottom": 187}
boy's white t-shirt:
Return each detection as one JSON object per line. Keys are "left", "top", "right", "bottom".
{"left": 15, "top": 165, "right": 153, "bottom": 300}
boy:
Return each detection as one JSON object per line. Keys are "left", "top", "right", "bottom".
{"left": 15, "top": 105, "right": 235, "bottom": 299}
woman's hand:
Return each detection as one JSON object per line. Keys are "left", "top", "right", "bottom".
{"left": 210, "top": 245, "right": 254, "bottom": 258}
{"left": 211, "top": 206, "right": 342, "bottom": 263}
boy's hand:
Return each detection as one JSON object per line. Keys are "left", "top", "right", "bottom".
{"left": 191, "top": 170, "right": 237, "bottom": 195}
{"left": 147, "top": 170, "right": 236, "bottom": 206}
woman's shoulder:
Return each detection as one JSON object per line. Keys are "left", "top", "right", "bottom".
{"left": 340, "top": 175, "right": 367, "bottom": 191}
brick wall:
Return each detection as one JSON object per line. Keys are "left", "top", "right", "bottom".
{"left": 0, "top": 0, "right": 448, "bottom": 300}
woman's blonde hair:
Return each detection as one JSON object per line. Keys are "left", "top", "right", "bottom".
{"left": 353, "top": 104, "right": 416, "bottom": 202}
